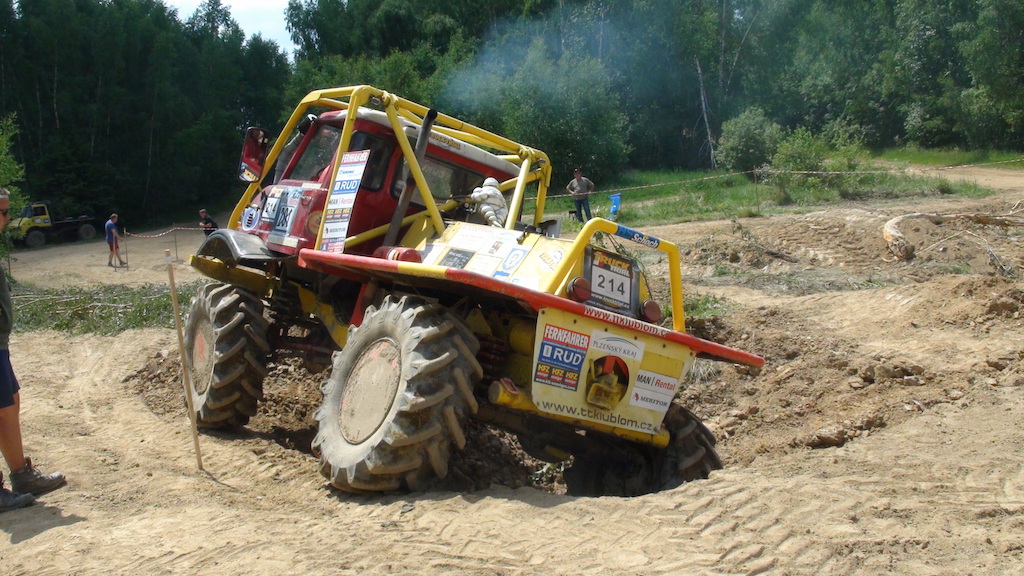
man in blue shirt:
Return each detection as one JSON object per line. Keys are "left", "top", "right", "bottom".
{"left": 105, "top": 213, "right": 126, "bottom": 267}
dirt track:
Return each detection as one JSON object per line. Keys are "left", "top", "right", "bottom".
{"left": 2, "top": 166, "right": 1024, "bottom": 575}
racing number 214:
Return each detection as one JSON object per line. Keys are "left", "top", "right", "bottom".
{"left": 596, "top": 273, "right": 626, "bottom": 296}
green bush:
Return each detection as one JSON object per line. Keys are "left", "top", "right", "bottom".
{"left": 768, "top": 125, "right": 871, "bottom": 201}
{"left": 767, "top": 127, "right": 827, "bottom": 198}
{"left": 717, "top": 107, "right": 784, "bottom": 174}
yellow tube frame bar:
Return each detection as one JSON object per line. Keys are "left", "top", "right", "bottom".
{"left": 229, "top": 85, "right": 553, "bottom": 243}
{"left": 545, "top": 218, "right": 687, "bottom": 333}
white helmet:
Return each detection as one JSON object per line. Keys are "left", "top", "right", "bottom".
{"left": 483, "top": 177, "right": 500, "bottom": 188}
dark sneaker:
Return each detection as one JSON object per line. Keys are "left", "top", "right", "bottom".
{"left": 10, "top": 457, "right": 66, "bottom": 496}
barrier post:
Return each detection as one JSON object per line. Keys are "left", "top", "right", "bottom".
{"left": 166, "top": 248, "right": 204, "bottom": 470}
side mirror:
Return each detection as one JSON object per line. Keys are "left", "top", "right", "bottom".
{"left": 238, "top": 127, "right": 270, "bottom": 182}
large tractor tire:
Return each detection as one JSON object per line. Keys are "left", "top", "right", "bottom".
{"left": 24, "top": 229, "right": 45, "bottom": 249}
{"left": 313, "top": 294, "right": 482, "bottom": 493}
{"left": 565, "top": 405, "right": 722, "bottom": 497}
{"left": 183, "top": 283, "right": 271, "bottom": 427}
{"left": 77, "top": 223, "right": 96, "bottom": 241}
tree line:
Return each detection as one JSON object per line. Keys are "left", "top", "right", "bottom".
{"left": 1, "top": 0, "right": 1021, "bottom": 225}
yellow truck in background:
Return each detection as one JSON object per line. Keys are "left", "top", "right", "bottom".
{"left": 10, "top": 201, "right": 96, "bottom": 248}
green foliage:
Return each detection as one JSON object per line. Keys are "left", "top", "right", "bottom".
{"left": 684, "top": 292, "right": 729, "bottom": 319}
{"left": 959, "top": 0, "right": 1024, "bottom": 142}
{"left": 442, "top": 33, "right": 631, "bottom": 183}
{"left": 717, "top": 108, "right": 784, "bottom": 174}
{"left": 12, "top": 281, "right": 203, "bottom": 336}
{"left": 0, "top": 114, "right": 24, "bottom": 190}
{"left": 765, "top": 124, "right": 875, "bottom": 202}
{"left": 1, "top": 0, "right": 291, "bottom": 225}
{"left": 288, "top": 37, "right": 470, "bottom": 107}
{"left": 0, "top": 114, "right": 27, "bottom": 258}
{"left": 766, "top": 127, "right": 826, "bottom": 199}
{"left": 1, "top": 0, "right": 1022, "bottom": 227}
{"left": 286, "top": 0, "right": 524, "bottom": 61}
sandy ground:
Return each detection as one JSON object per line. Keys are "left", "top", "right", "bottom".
{"left": 1, "top": 166, "right": 1024, "bottom": 575}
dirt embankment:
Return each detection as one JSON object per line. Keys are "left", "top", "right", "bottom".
{"left": 2, "top": 166, "right": 1024, "bottom": 575}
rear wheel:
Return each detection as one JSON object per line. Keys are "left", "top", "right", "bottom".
{"left": 652, "top": 405, "right": 722, "bottom": 489}
{"left": 313, "top": 294, "right": 482, "bottom": 493}
{"left": 77, "top": 223, "right": 96, "bottom": 241}
{"left": 565, "top": 405, "right": 722, "bottom": 496}
{"left": 183, "top": 283, "right": 270, "bottom": 427}
{"left": 24, "top": 229, "right": 45, "bottom": 248}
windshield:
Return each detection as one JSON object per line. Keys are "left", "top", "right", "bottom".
{"left": 287, "top": 124, "right": 343, "bottom": 181}
{"left": 394, "top": 155, "right": 485, "bottom": 205}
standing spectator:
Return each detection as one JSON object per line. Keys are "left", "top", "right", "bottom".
{"left": 0, "top": 188, "right": 67, "bottom": 513}
{"left": 566, "top": 168, "right": 595, "bottom": 222}
{"left": 198, "top": 209, "right": 218, "bottom": 237}
{"left": 105, "top": 213, "right": 126, "bottom": 267}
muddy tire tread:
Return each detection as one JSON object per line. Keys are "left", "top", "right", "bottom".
{"left": 313, "top": 295, "right": 479, "bottom": 494}
{"left": 184, "top": 283, "right": 269, "bottom": 428}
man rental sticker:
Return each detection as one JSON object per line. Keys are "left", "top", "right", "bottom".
{"left": 320, "top": 150, "right": 371, "bottom": 252}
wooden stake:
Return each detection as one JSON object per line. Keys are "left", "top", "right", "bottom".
{"left": 166, "top": 249, "right": 203, "bottom": 470}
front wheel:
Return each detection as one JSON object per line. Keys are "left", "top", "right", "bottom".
{"left": 24, "top": 229, "right": 45, "bottom": 248}
{"left": 183, "top": 283, "right": 271, "bottom": 427}
{"left": 313, "top": 294, "right": 482, "bottom": 493}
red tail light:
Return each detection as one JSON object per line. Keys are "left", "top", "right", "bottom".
{"left": 638, "top": 299, "right": 661, "bottom": 323}
{"left": 567, "top": 277, "right": 592, "bottom": 302}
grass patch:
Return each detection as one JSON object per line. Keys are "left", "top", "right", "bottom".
{"left": 528, "top": 161, "right": 992, "bottom": 232}
{"left": 876, "top": 147, "right": 1024, "bottom": 168}
{"left": 12, "top": 281, "right": 203, "bottom": 335}
{"left": 537, "top": 171, "right": 768, "bottom": 231}
{"left": 684, "top": 293, "right": 730, "bottom": 319}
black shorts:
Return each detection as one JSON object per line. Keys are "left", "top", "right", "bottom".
{"left": 0, "top": 349, "right": 20, "bottom": 409}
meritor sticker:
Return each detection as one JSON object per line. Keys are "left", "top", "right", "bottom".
{"left": 630, "top": 369, "right": 678, "bottom": 414}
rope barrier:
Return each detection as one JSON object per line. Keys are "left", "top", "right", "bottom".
{"left": 126, "top": 226, "right": 207, "bottom": 238}
{"left": 533, "top": 157, "right": 1024, "bottom": 202}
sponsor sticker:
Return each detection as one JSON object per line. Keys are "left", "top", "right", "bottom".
{"left": 614, "top": 224, "right": 662, "bottom": 249}
{"left": 629, "top": 369, "right": 678, "bottom": 413}
{"left": 499, "top": 247, "right": 529, "bottom": 274}
{"left": 319, "top": 150, "right": 370, "bottom": 251}
{"left": 590, "top": 330, "right": 645, "bottom": 362}
{"left": 535, "top": 324, "right": 590, "bottom": 391}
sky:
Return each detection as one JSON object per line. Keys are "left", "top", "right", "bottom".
{"left": 167, "top": 0, "right": 296, "bottom": 54}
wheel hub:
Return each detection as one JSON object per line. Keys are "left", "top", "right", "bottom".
{"left": 190, "top": 318, "right": 216, "bottom": 395}
{"left": 340, "top": 338, "right": 402, "bottom": 444}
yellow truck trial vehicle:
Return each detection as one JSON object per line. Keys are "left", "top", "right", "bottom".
{"left": 185, "top": 85, "right": 764, "bottom": 496}
{"left": 10, "top": 201, "right": 96, "bottom": 248}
